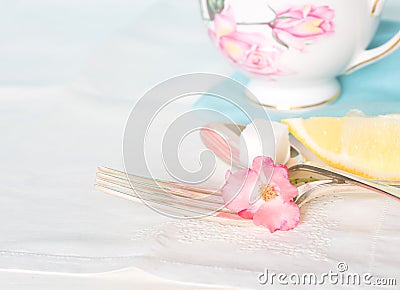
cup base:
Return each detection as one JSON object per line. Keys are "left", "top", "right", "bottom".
{"left": 246, "top": 79, "right": 341, "bottom": 110}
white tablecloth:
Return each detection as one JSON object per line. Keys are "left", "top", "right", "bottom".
{"left": 0, "top": 1, "right": 399, "bottom": 289}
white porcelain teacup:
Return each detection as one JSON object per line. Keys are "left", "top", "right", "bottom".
{"left": 200, "top": 0, "right": 400, "bottom": 109}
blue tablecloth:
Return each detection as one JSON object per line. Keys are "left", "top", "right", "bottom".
{"left": 194, "top": 20, "right": 400, "bottom": 122}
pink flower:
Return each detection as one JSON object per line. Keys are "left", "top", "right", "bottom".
{"left": 221, "top": 156, "right": 300, "bottom": 233}
{"left": 209, "top": 6, "right": 286, "bottom": 76}
{"left": 272, "top": 5, "right": 335, "bottom": 50}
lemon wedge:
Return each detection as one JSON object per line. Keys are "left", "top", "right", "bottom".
{"left": 282, "top": 114, "right": 400, "bottom": 181}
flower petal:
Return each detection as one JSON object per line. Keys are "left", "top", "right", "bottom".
{"left": 270, "top": 164, "right": 298, "bottom": 202}
{"left": 238, "top": 206, "right": 258, "bottom": 219}
{"left": 246, "top": 156, "right": 274, "bottom": 203}
{"left": 253, "top": 198, "right": 300, "bottom": 232}
{"left": 252, "top": 156, "right": 274, "bottom": 178}
{"left": 219, "top": 34, "right": 252, "bottom": 62}
{"left": 273, "top": 29, "right": 306, "bottom": 51}
{"left": 221, "top": 168, "right": 259, "bottom": 212}
{"left": 311, "top": 6, "right": 335, "bottom": 20}
{"left": 214, "top": 6, "right": 236, "bottom": 38}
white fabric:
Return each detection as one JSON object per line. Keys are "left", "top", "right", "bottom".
{"left": 0, "top": 1, "right": 399, "bottom": 289}
{"left": 0, "top": 268, "right": 225, "bottom": 290}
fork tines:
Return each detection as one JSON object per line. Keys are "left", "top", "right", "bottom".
{"left": 94, "top": 166, "right": 239, "bottom": 219}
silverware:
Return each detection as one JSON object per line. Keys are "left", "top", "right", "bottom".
{"left": 94, "top": 122, "right": 399, "bottom": 225}
{"left": 95, "top": 166, "right": 384, "bottom": 226}
{"left": 200, "top": 122, "right": 400, "bottom": 202}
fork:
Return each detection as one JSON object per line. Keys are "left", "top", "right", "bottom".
{"left": 94, "top": 166, "right": 399, "bottom": 225}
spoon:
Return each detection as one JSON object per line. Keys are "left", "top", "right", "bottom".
{"left": 200, "top": 122, "right": 400, "bottom": 204}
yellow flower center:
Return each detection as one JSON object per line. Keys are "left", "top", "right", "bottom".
{"left": 259, "top": 185, "right": 278, "bottom": 202}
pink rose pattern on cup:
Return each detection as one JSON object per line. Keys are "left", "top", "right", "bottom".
{"left": 209, "top": 6, "right": 287, "bottom": 76}
{"left": 208, "top": 4, "right": 335, "bottom": 76}
{"left": 272, "top": 5, "right": 335, "bottom": 51}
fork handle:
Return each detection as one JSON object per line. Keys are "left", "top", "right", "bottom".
{"left": 290, "top": 163, "right": 400, "bottom": 201}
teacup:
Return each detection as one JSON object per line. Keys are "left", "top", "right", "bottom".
{"left": 200, "top": 0, "right": 400, "bottom": 109}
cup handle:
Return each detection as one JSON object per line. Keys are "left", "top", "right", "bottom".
{"left": 371, "top": 0, "right": 385, "bottom": 16}
{"left": 344, "top": 0, "right": 400, "bottom": 74}
{"left": 344, "top": 30, "right": 400, "bottom": 74}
